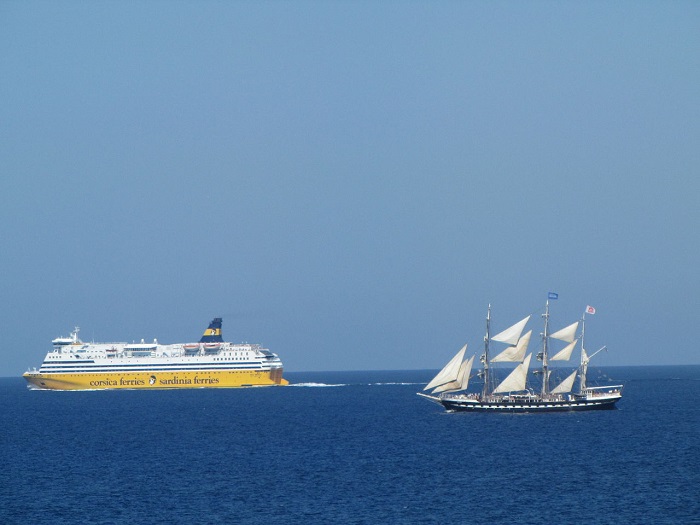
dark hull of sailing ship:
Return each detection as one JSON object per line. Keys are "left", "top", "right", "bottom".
{"left": 418, "top": 296, "right": 623, "bottom": 413}
{"left": 435, "top": 389, "right": 621, "bottom": 413}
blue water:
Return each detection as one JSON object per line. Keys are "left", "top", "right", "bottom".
{"left": 1, "top": 366, "right": 698, "bottom": 525}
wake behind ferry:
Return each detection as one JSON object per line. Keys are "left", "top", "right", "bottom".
{"left": 24, "top": 318, "right": 288, "bottom": 390}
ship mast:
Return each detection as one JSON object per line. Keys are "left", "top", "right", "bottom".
{"left": 481, "top": 304, "right": 492, "bottom": 399}
{"left": 579, "top": 313, "right": 587, "bottom": 393}
{"left": 578, "top": 311, "right": 607, "bottom": 394}
{"left": 540, "top": 299, "right": 551, "bottom": 395}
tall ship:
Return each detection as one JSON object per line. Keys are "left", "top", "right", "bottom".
{"left": 418, "top": 294, "right": 623, "bottom": 412}
{"left": 23, "top": 318, "right": 288, "bottom": 390}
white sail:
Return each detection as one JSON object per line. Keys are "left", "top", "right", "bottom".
{"left": 493, "top": 353, "right": 532, "bottom": 393}
{"left": 458, "top": 355, "right": 474, "bottom": 391}
{"left": 551, "top": 370, "right": 578, "bottom": 394}
{"left": 424, "top": 344, "right": 467, "bottom": 391}
{"left": 550, "top": 340, "right": 577, "bottom": 361}
{"left": 580, "top": 347, "right": 589, "bottom": 391}
{"left": 550, "top": 321, "right": 579, "bottom": 343}
{"left": 432, "top": 356, "right": 474, "bottom": 394}
{"left": 491, "top": 330, "right": 532, "bottom": 363}
{"left": 491, "top": 316, "right": 531, "bottom": 345}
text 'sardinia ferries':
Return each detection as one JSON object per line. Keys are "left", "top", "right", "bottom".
{"left": 23, "top": 318, "right": 288, "bottom": 390}
{"left": 418, "top": 294, "right": 623, "bottom": 412}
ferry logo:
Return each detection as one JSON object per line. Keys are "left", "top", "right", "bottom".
{"left": 199, "top": 317, "right": 224, "bottom": 343}
{"left": 149, "top": 375, "right": 157, "bottom": 385}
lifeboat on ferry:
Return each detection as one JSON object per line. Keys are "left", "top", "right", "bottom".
{"left": 203, "top": 342, "right": 222, "bottom": 353}
{"left": 183, "top": 343, "right": 200, "bottom": 353}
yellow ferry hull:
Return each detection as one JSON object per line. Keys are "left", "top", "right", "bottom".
{"left": 23, "top": 368, "right": 288, "bottom": 391}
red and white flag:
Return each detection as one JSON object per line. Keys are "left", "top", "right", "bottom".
{"left": 586, "top": 305, "right": 596, "bottom": 315}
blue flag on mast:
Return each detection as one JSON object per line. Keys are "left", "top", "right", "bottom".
{"left": 548, "top": 292, "right": 559, "bottom": 300}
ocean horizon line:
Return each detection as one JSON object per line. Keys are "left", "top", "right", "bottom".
{"left": 4, "top": 362, "right": 699, "bottom": 380}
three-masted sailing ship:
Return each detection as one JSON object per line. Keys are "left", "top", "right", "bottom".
{"left": 418, "top": 295, "right": 623, "bottom": 412}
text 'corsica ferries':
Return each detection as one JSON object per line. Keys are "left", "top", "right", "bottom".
{"left": 23, "top": 318, "right": 288, "bottom": 390}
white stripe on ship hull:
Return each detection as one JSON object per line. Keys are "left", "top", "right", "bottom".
{"left": 39, "top": 366, "right": 275, "bottom": 373}
{"left": 444, "top": 400, "right": 616, "bottom": 410}
{"left": 38, "top": 363, "right": 279, "bottom": 373}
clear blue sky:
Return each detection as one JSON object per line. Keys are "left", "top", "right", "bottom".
{"left": 1, "top": 1, "right": 698, "bottom": 375}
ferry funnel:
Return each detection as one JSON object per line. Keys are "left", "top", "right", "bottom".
{"left": 199, "top": 318, "right": 224, "bottom": 343}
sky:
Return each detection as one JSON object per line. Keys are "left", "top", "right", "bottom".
{"left": 1, "top": 1, "right": 699, "bottom": 376}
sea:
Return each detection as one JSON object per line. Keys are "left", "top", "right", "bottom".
{"left": 1, "top": 366, "right": 698, "bottom": 525}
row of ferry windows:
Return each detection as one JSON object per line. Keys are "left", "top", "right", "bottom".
{"left": 50, "top": 351, "right": 250, "bottom": 358}
{"left": 50, "top": 355, "right": 250, "bottom": 360}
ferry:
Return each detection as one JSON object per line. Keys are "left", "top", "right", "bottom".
{"left": 23, "top": 318, "right": 288, "bottom": 390}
